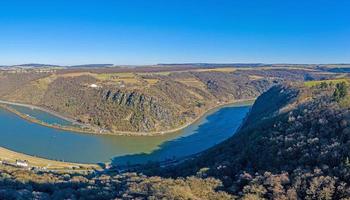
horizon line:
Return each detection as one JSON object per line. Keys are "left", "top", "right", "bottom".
{"left": 1, "top": 62, "right": 350, "bottom": 67}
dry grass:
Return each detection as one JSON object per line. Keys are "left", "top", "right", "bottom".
{"left": 96, "top": 72, "right": 134, "bottom": 79}
{"left": 58, "top": 72, "right": 95, "bottom": 78}
{"left": 304, "top": 78, "right": 349, "bottom": 87}
{"left": 137, "top": 71, "right": 172, "bottom": 76}
{"left": 192, "top": 68, "right": 237, "bottom": 73}
{"left": 33, "top": 75, "right": 56, "bottom": 90}
{"left": 94, "top": 73, "right": 143, "bottom": 85}
{"left": 4, "top": 75, "right": 57, "bottom": 105}
{"left": 176, "top": 78, "right": 206, "bottom": 89}
{"left": 185, "top": 89, "right": 205, "bottom": 99}
{"left": 0, "top": 147, "right": 99, "bottom": 170}
{"left": 144, "top": 78, "right": 159, "bottom": 85}
{"left": 249, "top": 75, "right": 264, "bottom": 80}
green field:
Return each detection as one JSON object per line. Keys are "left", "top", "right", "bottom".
{"left": 304, "top": 78, "right": 349, "bottom": 87}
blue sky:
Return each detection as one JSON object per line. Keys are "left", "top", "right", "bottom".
{"left": 0, "top": 0, "right": 349, "bottom": 65}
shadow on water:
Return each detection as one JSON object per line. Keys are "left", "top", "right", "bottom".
{"left": 112, "top": 106, "right": 250, "bottom": 165}
{"left": 0, "top": 103, "right": 250, "bottom": 164}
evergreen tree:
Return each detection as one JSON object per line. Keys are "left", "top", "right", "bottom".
{"left": 333, "top": 82, "right": 348, "bottom": 102}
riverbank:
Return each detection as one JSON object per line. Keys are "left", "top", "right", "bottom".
{"left": 0, "top": 147, "right": 101, "bottom": 170}
{"left": 0, "top": 100, "right": 251, "bottom": 164}
{"left": 0, "top": 98, "right": 255, "bottom": 136}
{"left": 0, "top": 100, "right": 80, "bottom": 124}
{"left": 0, "top": 104, "right": 102, "bottom": 135}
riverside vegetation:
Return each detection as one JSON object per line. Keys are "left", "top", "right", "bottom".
{"left": 1, "top": 76, "right": 350, "bottom": 199}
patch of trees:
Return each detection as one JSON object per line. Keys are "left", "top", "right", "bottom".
{"left": 333, "top": 82, "right": 348, "bottom": 102}
{"left": 153, "top": 83, "right": 350, "bottom": 199}
{"left": 0, "top": 167, "right": 232, "bottom": 199}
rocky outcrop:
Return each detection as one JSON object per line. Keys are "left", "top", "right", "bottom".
{"left": 101, "top": 89, "right": 179, "bottom": 131}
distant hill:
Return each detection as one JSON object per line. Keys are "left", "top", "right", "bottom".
{"left": 13, "top": 63, "right": 62, "bottom": 68}
{"left": 69, "top": 64, "right": 115, "bottom": 68}
{"left": 0, "top": 63, "right": 115, "bottom": 69}
{"left": 157, "top": 63, "right": 266, "bottom": 68}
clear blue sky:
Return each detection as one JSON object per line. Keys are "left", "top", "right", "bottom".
{"left": 0, "top": 0, "right": 349, "bottom": 65}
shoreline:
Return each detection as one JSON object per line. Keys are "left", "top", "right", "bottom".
{"left": 0, "top": 104, "right": 102, "bottom": 135}
{"left": 0, "top": 147, "right": 101, "bottom": 171}
{"left": 0, "top": 98, "right": 255, "bottom": 136}
{"left": 0, "top": 100, "right": 80, "bottom": 125}
{"left": 0, "top": 99, "right": 254, "bottom": 169}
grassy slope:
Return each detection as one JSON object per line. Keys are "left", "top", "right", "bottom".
{"left": 0, "top": 147, "right": 99, "bottom": 170}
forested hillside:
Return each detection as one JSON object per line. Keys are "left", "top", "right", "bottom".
{"left": 160, "top": 80, "right": 350, "bottom": 199}
{"left": 1, "top": 80, "right": 350, "bottom": 199}
{"left": 0, "top": 66, "right": 338, "bottom": 134}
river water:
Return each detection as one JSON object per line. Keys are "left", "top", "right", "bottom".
{"left": 0, "top": 103, "right": 250, "bottom": 164}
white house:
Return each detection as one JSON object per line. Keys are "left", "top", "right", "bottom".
{"left": 90, "top": 84, "right": 98, "bottom": 88}
{"left": 16, "top": 160, "right": 29, "bottom": 167}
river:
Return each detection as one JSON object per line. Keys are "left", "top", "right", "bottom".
{"left": 0, "top": 102, "right": 250, "bottom": 164}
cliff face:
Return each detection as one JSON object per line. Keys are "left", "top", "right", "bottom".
{"left": 100, "top": 89, "right": 179, "bottom": 132}
{"left": 164, "top": 80, "right": 350, "bottom": 199}
{"left": 35, "top": 76, "right": 185, "bottom": 132}
{"left": 242, "top": 83, "right": 300, "bottom": 127}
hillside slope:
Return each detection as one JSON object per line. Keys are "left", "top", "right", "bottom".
{"left": 158, "top": 81, "right": 350, "bottom": 199}
{"left": 0, "top": 67, "right": 338, "bottom": 134}
{"left": 1, "top": 81, "right": 350, "bottom": 199}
